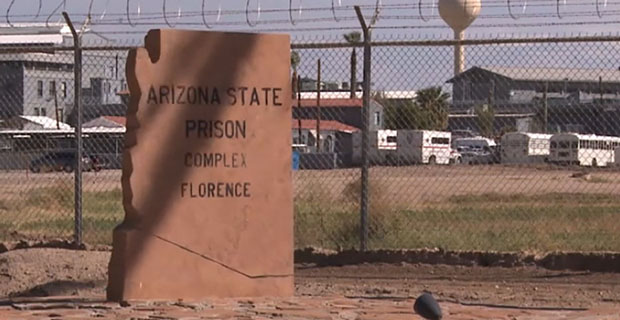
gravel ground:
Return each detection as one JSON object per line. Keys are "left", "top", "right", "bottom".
{"left": 0, "top": 248, "right": 109, "bottom": 298}
{"left": 1, "top": 248, "right": 620, "bottom": 319}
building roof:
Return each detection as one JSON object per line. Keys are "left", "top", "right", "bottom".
{"left": 298, "top": 91, "right": 417, "bottom": 100}
{"left": 0, "top": 23, "right": 70, "bottom": 46}
{"left": 298, "top": 91, "right": 361, "bottom": 99}
{"left": 292, "top": 119, "right": 359, "bottom": 133}
{"left": 0, "top": 52, "right": 74, "bottom": 65}
{"left": 293, "top": 98, "right": 363, "bottom": 108}
{"left": 447, "top": 66, "right": 620, "bottom": 84}
{"left": 0, "top": 22, "right": 103, "bottom": 46}
{"left": 83, "top": 116, "right": 126, "bottom": 129}
{"left": 19, "top": 115, "right": 72, "bottom": 130}
{"left": 102, "top": 116, "right": 126, "bottom": 126}
{"left": 449, "top": 113, "right": 536, "bottom": 118}
{"left": 0, "top": 23, "right": 67, "bottom": 34}
{"left": 502, "top": 132, "right": 552, "bottom": 140}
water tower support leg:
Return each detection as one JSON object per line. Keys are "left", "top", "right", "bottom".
{"left": 454, "top": 30, "right": 465, "bottom": 76}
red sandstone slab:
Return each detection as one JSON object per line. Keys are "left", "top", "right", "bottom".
{"left": 107, "top": 29, "right": 294, "bottom": 301}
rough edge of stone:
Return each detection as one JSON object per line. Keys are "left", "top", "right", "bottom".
{"left": 2, "top": 242, "right": 619, "bottom": 273}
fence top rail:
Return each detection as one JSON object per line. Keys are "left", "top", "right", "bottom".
{"left": 0, "top": 35, "right": 618, "bottom": 54}
{"left": 291, "top": 35, "right": 620, "bottom": 49}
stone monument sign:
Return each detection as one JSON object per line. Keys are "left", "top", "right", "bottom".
{"left": 107, "top": 29, "right": 294, "bottom": 301}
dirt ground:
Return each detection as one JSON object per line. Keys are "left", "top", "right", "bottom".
{"left": 293, "top": 165, "right": 620, "bottom": 207}
{"left": 1, "top": 248, "right": 620, "bottom": 319}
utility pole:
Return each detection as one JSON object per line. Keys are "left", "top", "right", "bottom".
{"left": 62, "top": 12, "right": 84, "bottom": 248}
{"left": 543, "top": 82, "right": 548, "bottom": 134}
{"left": 316, "top": 59, "right": 321, "bottom": 152}
{"left": 297, "top": 75, "right": 303, "bottom": 148}
{"left": 355, "top": 6, "right": 372, "bottom": 251}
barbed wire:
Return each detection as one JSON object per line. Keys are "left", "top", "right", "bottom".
{"left": 3, "top": 0, "right": 620, "bottom": 39}
{"left": 4, "top": 1, "right": 620, "bottom": 23}
{"left": 98, "top": 8, "right": 620, "bottom": 22}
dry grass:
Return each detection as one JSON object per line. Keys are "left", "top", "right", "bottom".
{"left": 1, "top": 166, "right": 620, "bottom": 251}
{"left": 0, "top": 181, "right": 122, "bottom": 244}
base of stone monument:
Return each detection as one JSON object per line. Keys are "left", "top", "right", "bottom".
{"left": 107, "top": 225, "right": 294, "bottom": 302}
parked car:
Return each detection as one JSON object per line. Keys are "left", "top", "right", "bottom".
{"left": 459, "top": 146, "right": 501, "bottom": 165}
{"left": 29, "top": 151, "right": 102, "bottom": 173}
{"left": 449, "top": 149, "right": 463, "bottom": 164}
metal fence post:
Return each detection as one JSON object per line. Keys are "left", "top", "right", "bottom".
{"left": 63, "top": 12, "right": 83, "bottom": 248}
{"left": 354, "top": 6, "right": 371, "bottom": 251}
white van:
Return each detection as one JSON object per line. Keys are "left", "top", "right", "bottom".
{"left": 393, "top": 130, "right": 455, "bottom": 165}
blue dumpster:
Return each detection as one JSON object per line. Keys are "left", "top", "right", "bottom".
{"left": 292, "top": 151, "right": 300, "bottom": 170}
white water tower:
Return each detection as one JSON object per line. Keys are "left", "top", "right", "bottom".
{"left": 438, "top": 0, "right": 481, "bottom": 76}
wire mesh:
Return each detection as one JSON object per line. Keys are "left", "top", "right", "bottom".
{"left": 293, "top": 34, "right": 620, "bottom": 252}
{"left": 0, "top": 42, "right": 130, "bottom": 245}
{"left": 0, "top": 33, "right": 619, "bottom": 253}
{"left": 0, "top": 46, "right": 76, "bottom": 242}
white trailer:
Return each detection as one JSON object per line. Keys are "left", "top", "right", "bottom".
{"left": 549, "top": 133, "right": 620, "bottom": 167}
{"left": 500, "top": 132, "right": 552, "bottom": 164}
{"left": 352, "top": 130, "right": 397, "bottom": 165}
{"left": 377, "top": 130, "right": 398, "bottom": 150}
{"left": 393, "top": 130, "right": 453, "bottom": 165}
{"left": 352, "top": 130, "right": 455, "bottom": 165}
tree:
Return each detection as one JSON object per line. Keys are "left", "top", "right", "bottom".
{"left": 343, "top": 32, "right": 361, "bottom": 99}
{"left": 383, "top": 99, "right": 420, "bottom": 130}
{"left": 415, "top": 86, "right": 450, "bottom": 130}
{"left": 475, "top": 104, "right": 495, "bottom": 138}
{"left": 380, "top": 86, "right": 450, "bottom": 131}
{"left": 290, "top": 50, "right": 301, "bottom": 98}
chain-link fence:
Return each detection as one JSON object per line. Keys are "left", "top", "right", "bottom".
{"left": 292, "top": 34, "right": 620, "bottom": 253}
{"left": 1, "top": 34, "right": 620, "bottom": 253}
{"left": 0, "top": 43, "right": 128, "bottom": 245}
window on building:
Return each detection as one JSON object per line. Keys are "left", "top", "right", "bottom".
{"left": 49, "top": 81, "right": 56, "bottom": 97}
{"left": 373, "top": 111, "right": 381, "bottom": 126}
{"left": 34, "top": 108, "right": 40, "bottom": 116}
{"left": 57, "top": 108, "right": 64, "bottom": 121}
{"left": 104, "top": 82, "right": 111, "bottom": 94}
{"left": 60, "top": 82, "right": 67, "bottom": 98}
{"left": 40, "top": 108, "right": 47, "bottom": 117}
{"left": 37, "top": 81, "right": 43, "bottom": 97}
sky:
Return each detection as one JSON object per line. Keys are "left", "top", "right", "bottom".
{"left": 3, "top": 0, "right": 620, "bottom": 92}
{"left": 3, "top": 0, "right": 620, "bottom": 41}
